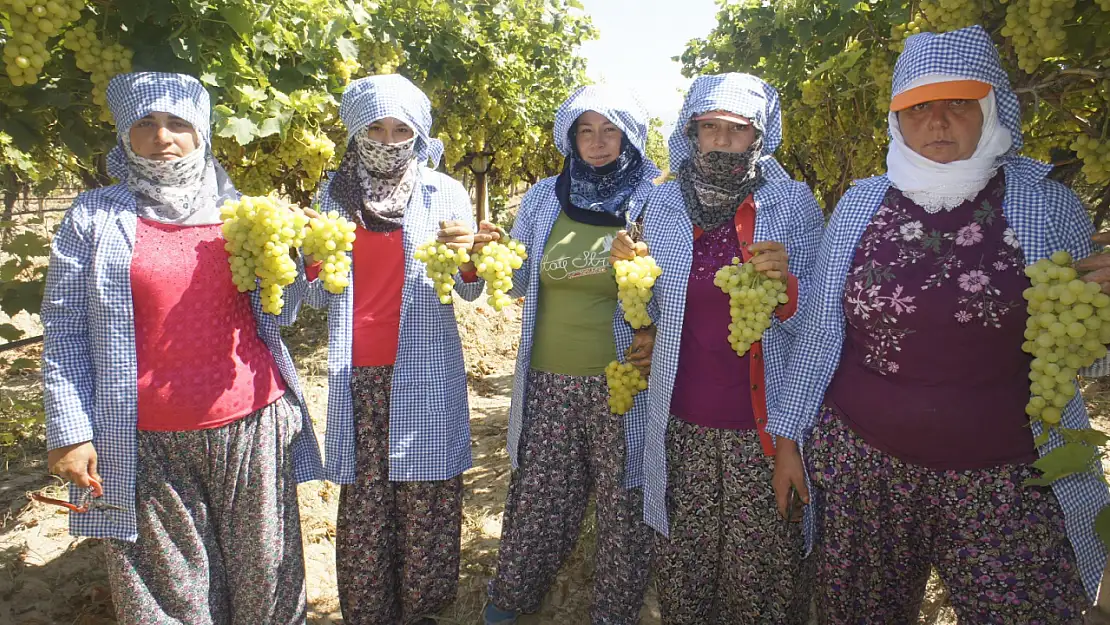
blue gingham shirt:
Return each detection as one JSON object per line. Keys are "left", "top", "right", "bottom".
{"left": 502, "top": 85, "right": 661, "bottom": 488}
{"left": 41, "top": 184, "right": 325, "bottom": 540}
{"left": 282, "top": 170, "right": 482, "bottom": 483}
{"left": 640, "top": 73, "right": 825, "bottom": 536}
{"left": 766, "top": 158, "right": 1110, "bottom": 599}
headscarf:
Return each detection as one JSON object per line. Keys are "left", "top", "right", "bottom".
{"left": 552, "top": 85, "right": 661, "bottom": 226}
{"left": 330, "top": 74, "right": 440, "bottom": 231}
{"left": 885, "top": 26, "right": 1021, "bottom": 213}
{"left": 669, "top": 73, "right": 785, "bottom": 232}
{"left": 106, "top": 72, "right": 235, "bottom": 225}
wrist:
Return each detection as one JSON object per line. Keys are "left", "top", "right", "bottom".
{"left": 775, "top": 436, "right": 800, "bottom": 454}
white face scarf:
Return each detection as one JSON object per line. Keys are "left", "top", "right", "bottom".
{"left": 886, "top": 75, "right": 1013, "bottom": 214}
{"left": 123, "top": 133, "right": 224, "bottom": 226}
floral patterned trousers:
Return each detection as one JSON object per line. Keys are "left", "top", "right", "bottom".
{"left": 104, "top": 394, "right": 307, "bottom": 625}
{"left": 654, "top": 417, "right": 811, "bottom": 625}
{"left": 487, "top": 370, "right": 654, "bottom": 624}
{"left": 808, "top": 407, "right": 1088, "bottom": 625}
{"left": 335, "top": 366, "right": 464, "bottom": 625}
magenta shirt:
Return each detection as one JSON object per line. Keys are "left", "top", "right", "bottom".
{"left": 825, "top": 173, "right": 1038, "bottom": 469}
{"left": 670, "top": 222, "right": 756, "bottom": 430}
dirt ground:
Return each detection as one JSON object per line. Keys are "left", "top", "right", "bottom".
{"left": 5, "top": 296, "right": 1110, "bottom": 624}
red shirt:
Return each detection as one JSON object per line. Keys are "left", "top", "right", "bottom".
{"left": 132, "top": 218, "right": 286, "bottom": 431}
{"left": 308, "top": 225, "right": 404, "bottom": 366}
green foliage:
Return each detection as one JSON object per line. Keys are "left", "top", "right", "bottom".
{"left": 645, "top": 116, "right": 669, "bottom": 174}
{"left": 682, "top": 0, "right": 1110, "bottom": 213}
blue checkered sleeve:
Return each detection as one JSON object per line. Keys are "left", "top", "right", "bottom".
{"left": 42, "top": 200, "right": 97, "bottom": 450}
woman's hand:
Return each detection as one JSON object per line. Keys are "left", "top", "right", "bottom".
{"left": 1077, "top": 232, "right": 1110, "bottom": 294}
{"left": 297, "top": 206, "right": 324, "bottom": 265}
{"left": 471, "top": 220, "right": 502, "bottom": 256}
{"left": 48, "top": 441, "right": 101, "bottom": 489}
{"left": 626, "top": 326, "right": 655, "bottom": 377}
{"left": 749, "top": 241, "right": 789, "bottom": 280}
{"left": 771, "top": 436, "right": 809, "bottom": 522}
{"left": 609, "top": 230, "right": 648, "bottom": 265}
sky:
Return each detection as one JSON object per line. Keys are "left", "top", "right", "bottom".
{"left": 575, "top": 0, "right": 722, "bottom": 137}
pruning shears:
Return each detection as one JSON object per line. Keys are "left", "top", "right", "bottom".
{"left": 30, "top": 477, "right": 123, "bottom": 514}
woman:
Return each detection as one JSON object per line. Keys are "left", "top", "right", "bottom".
{"left": 281, "top": 74, "right": 482, "bottom": 625}
{"left": 42, "top": 72, "right": 323, "bottom": 624}
{"left": 610, "top": 73, "right": 823, "bottom": 624}
{"left": 483, "top": 85, "right": 660, "bottom": 625}
{"left": 770, "top": 25, "right": 1110, "bottom": 623}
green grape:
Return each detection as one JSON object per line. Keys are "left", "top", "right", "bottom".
{"left": 62, "top": 20, "right": 133, "bottom": 120}
{"left": 276, "top": 127, "right": 336, "bottom": 184}
{"left": 605, "top": 359, "right": 647, "bottom": 415}
{"left": 414, "top": 240, "right": 470, "bottom": 305}
{"left": 2, "top": 0, "right": 85, "bottom": 85}
{"left": 474, "top": 238, "right": 527, "bottom": 311}
{"left": 220, "top": 195, "right": 311, "bottom": 315}
{"left": 614, "top": 254, "right": 662, "bottom": 329}
{"left": 303, "top": 210, "right": 356, "bottom": 294}
{"left": 1070, "top": 134, "right": 1110, "bottom": 186}
{"left": 714, "top": 256, "right": 789, "bottom": 357}
{"left": 1022, "top": 252, "right": 1110, "bottom": 426}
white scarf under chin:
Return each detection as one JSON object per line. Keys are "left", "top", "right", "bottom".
{"left": 886, "top": 87, "right": 1012, "bottom": 214}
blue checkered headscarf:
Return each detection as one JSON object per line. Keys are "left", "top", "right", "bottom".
{"left": 669, "top": 73, "right": 784, "bottom": 173}
{"left": 893, "top": 25, "right": 1022, "bottom": 152}
{"left": 339, "top": 74, "right": 444, "bottom": 169}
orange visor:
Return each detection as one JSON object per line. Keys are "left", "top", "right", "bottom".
{"left": 889, "top": 80, "right": 991, "bottom": 112}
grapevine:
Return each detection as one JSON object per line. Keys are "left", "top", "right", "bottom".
{"left": 62, "top": 21, "right": 133, "bottom": 122}
{"left": 1070, "top": 134, "right": 1110, "bottom": 186}
{"left": 474, "top": 238, "right": 527, "bottom": 311}
{"left": 605, "top": 360, "right": 647, "bottom": 415}
{"left": 1022, "top": 251, "right": 1110, "bottom": 425}
{"left": 302, "top": 210, "right": 356, "bottom": 294}
{"left": 714, "top": 257, "right": 789, "bottom": 357}
{"left": 414, "top": 240, "right": 470, "bottom": 305}
{"left": 1, "top": 0, "right": 84, "bottom": 85}
{"left": 614, "top": 255, "right": 662, "bottom": 329}
{"left": 219, "top": 195, "right": 310, "bottom": 315}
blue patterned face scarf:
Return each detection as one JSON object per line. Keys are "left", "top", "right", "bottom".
{"left": 557, "top": 129, "right": 644, "bottom": 224}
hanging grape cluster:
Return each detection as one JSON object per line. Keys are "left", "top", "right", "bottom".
{"left": 414, "top": 241, "right": 470, "bottom": 305}
{"left": 474, "top": 238, "right": 527, "bottom": 311}
{"left": 1022, "top": 252, "right": 1110, "bottom": 425}
{"left": 918, "top": 0, "right": 981, "bottom": 32}
{"left": 1001, "top": 0, "right": 1075, "bottom": 73}
{"left": 1071, "top": 134, "right": 1110, "bottom": 186}
{"left": 605, "top": 360, "right": 647, "bottom": 415}
{"left": 2, "top": 0, "right": 85, "bottom": 85}
{"left": 62, "top": 21, "right": 133, "bottom": 122}
{"left": 302, "top": 210, "right": 356, "bottom": 294}
{"left": 220, "top": 195, "right": 310, "bottom": 315}
{"left": 275, "top": 127, "right": 336, "bottom": 186}
{"left": 714, "top": 257, "right": 789, "bottom": 357}
{"left": 614, "top": 255, "right": 662, "bottom": 329}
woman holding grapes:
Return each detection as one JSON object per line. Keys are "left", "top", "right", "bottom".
{"left": 769, "top": 25, "right": 1110, "bottom": 622}
{"left": 41, "top": 72, "right": 323, "bottom": 624}
{"left": 281, "top": 74, "right": 485, "bottom": 625}
{"left": 482, "top": 86, "right": 661, "bottom": 625}
{"left": 608, "top": 73, "right": 824, "bottom": 624}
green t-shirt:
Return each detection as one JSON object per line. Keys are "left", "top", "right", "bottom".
{"left": 530, "top": 212, "right": 620, "bottom": 376}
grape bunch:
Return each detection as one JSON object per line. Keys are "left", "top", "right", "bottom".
{"left": 220, "top": 195, "right": 311, "bottom": 315}
{"left": 918, "top": 0, "right": 980, "bottom": 32}
{"left": 1022, "top": 251, "right": 1110, "bottom": 425}
{"left": 62, "top": 21, "right": 133, "bottom": 122}
{"left": 303, "top": 210, "right": 357, "bottom": 294}
{"left": 605, "top": 360, "right": 647, "bottom": 415}
{"left": 714, "top": 257, "right": 789, "bottom": 357}
{"left": 276, "top": 127, "right": 336, "bottom": 184}
{"left": 614, "top": 255, "right": 662, "bottom": 329}
{"left": 474, "top": 238, "right": 527, "bottom": 311}
{"left": 1001, "top": 0, "right": 1074, "bottom": 73}
{"left": 1071, "top": 134, "right": 1110, "bottom": 186}
{"left": 2, "top": 0, "right": 85, "bottom": 85}
{"left": 332, "top": 57, "right": 361, "bottom": 83}
{"left": 414, "top": 241, "right": 470, "bottom": 305}
{"left": 889, "top": 17, "right": 925, "bottom": 52}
